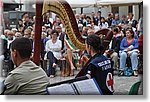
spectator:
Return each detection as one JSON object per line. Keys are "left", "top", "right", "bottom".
{"left": 86, "top": 16, "right": 92, "bottom": 25}
{"left": 97, "top": 11, "right": 103, "bottom": 21}
{"left": 3, "top": 38, "right": 49, "bottom": 94}
{"left": 17, "top": 19, "right": 24, "bottom": 34}
{"left": 93, "top": 11, "right": 101, "bottom": 26}
{"left": 55, "top": 26, "right": 76, "bottom": 76}
{"left": 137, "top": 17, "right": 143, "bottom": 36}
{"left": 23, "top": 28, "right": 33, "bottom": 51}
{"left": 45, "top": 30, "right": 62, "bottom": 78}
{"left": 119, "top": 28, "right": 139, "bottom": 76}
{"left": 75, "top": 14, "right": 83, "bottom": 24}
{"left": 53, "top": 17, "right": 63, "bottom": 28}
{"left": 87, "top": 24, "right": 93, "bottom": 30}
{"left": 112, "top": 13, "right": 120, "bottom": 26}
{"left": 15, "top": 32, "right": 22, "bottom": 38}
{"left": 11, "top": 28, "right": 18, "bottom": 35}
{"left": 21, "top": 12, "right": 29, "bottom": 24}
{"left": 40, "top": 32, "right": 49, "bottom": 69}
{"left": 24, "top": 16, "right": 33, "bottom": 30}
{"left": 81, "top": 26, "right": 88, "bottom": 39}
{"left": 99, "top": 17, "right": 109, "bottom": 29}
{"left": 127, "top": 13, "right": 138, "bottom": 29}
{"left": 7, "top": 31, "right": 15, "bottom": 49}
{"left": 116, "top": 25, "right": 124, "bottom": 37}
{"left": 63, "top": 35, "right": 76, "bottom": 76}
{"left": 5, "top": 31, "right": 15, "bottom": 71}
{"left": 104, "top": 27, "right": 123, "bottom": 70}
{"left": 1, "top": 29, "right": 9, "bottom": 40}
{"left": 55, "top": 25, "right": 66, "bottom": 50}
{"left": 87, "top": 29, "right": 95, "bottom": 35}
{"left": 120, "top": 15, "right": 128, "bottom": 25}
{"left": 137, "top": 17, "right": 143, "bottom": 54}
{"left": 43, "top": 14, "right": 53, "bottom": 29}
{"left": 106, "top": 12, "right": 114, "bottom": 27}
{"left": 23, "top": 28, "right": 32, "bottom": 39}
{"left": 42, "top": 26, "right": 47, "bottom": 32}
{"left": 81, "top": 13, "right": 87, "bottom": 27}
{"left": 0, "top": 38, "right": 7, "bottom": 60}
{"left": 46, "top": 28, "right": 53, "bottom": 39}
{"left": 41, "top": 32, "right": 49, "bottom": 50}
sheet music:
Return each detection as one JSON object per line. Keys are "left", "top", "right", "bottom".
{"left": 47, "top": 78, "right": 102, "bottom": 95}
{"left": 47, "top": 83, "right": 76, "bottom": 95}
{"left": 73, "top": 79, "right": 102, "bottom": 95}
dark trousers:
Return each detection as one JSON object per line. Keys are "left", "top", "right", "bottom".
{"left": 47, "top": 51, "right": 57, "bottom": 76}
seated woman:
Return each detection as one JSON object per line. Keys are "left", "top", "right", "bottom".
{"left": 45, "top": 30, "right": 62, "bottom": 78}
{"left": 119, "top": 28, "right": 139, "bottom": 76}
{"left": 62, "top": 35, "right": 76, "bottom": 76}
{"left": 77, "top": 34, "right": 114, "bottom": 95}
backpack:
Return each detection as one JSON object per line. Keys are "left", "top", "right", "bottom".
{"left": 124, "top": 67, "right": 133, "bottom": 76}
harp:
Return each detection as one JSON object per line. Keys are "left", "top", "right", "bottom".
{"left": 42, "top": 0, "right": 113, "bottom": 77}
{"left": 43, "top": 0, "right": 85, "bottom": 50}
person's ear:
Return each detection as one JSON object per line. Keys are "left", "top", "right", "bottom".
{"left": 12, "top": 49, "right": 17, "bottom": 57}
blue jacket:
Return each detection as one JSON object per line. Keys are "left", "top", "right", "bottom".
{"left": 120, "top": 37, "right": 139, "bottom": 51}
{"left": 86, "top": 53, "right": 114, "bottom": 95}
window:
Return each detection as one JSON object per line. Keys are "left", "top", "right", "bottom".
{"left": 111, "top": 6, "right": 119, "bottom": 14}
{"left": 128, "top": 6, "right": 133, "bottom": 13}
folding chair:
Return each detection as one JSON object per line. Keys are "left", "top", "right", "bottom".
{"left": 128, "top": 81, "right": 142, "bottom": 95}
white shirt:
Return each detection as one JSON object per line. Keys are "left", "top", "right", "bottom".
{"left": 7, "top": 40, "right": 14, "bottom": 49}
{"left": 45, "top": 39, "right": 62, "bottom": 59}
{"left": 99, "top": 22, "right": 109, "bottom": 29}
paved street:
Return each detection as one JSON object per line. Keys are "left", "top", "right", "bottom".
{"left": 49, "top": 68, "right": 142, "bottom": 95}
{"left": 0, "top": 67, "right": 142, "bottom": 95}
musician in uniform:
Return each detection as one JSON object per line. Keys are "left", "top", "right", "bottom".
{"left": 77, "top": 34, "right": 114, "bottom": 95}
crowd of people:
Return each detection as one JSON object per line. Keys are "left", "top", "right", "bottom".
{"left": 1, "top": 11, "right": 143, "bottom": 76}
{"left": 0, "top": 10, "right": 143, "bottom": 94}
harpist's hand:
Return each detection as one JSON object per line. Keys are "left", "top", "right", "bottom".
{"left": 81, "top": 55, "right": 89, "bottom": 63}
{"left": 86, "top": 74, "right": 91, "bottom": 79}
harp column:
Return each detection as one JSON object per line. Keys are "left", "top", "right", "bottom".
{"left": 33, "top": 1, "right": 43, "bottom": 65}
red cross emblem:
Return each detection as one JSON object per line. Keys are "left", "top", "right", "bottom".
{"left": 106, "top": 73, "right": 114, "bottom": 92}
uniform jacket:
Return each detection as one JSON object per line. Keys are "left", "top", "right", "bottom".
{"left": 86, "top": 53, "right": 114, "bottom": 95}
